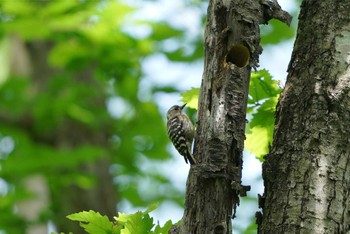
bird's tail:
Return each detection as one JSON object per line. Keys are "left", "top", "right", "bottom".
{"left": 186, "top": 151, "right": 196, "bottom": 165}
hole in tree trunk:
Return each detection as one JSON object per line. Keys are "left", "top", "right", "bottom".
{"left": 226, "top": 44, "right": 250, "bottom": 67}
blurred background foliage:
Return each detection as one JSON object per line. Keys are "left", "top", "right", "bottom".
{"left": 0, "top": 0, "right": 300, "bottom": 233}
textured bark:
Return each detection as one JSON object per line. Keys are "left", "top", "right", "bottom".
{"left": 260, "top": 0, "right": 350, "bottom": 233}
{"left": 174, "top": 1, "right": 291, "bottom": 233}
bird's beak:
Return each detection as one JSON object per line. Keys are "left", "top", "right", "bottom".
{"left": 181, "top": 103, "right": 187, "bottom": 110}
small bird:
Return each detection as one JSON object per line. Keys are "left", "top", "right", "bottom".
{"left": 167, "top": 104, "right": 196, "bottom": 164}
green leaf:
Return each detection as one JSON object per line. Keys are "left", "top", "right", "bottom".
{"left": 66, "top": 206, "right": 174, "bottom": 234}
{"left": 0, "top": 78, "right": 32, "bottom": 119}
{"left": 48, "top": 39, "right": 91, "bottom": 68}
{"left": 181, "top": 88, "right": 200, "bottom": 110}
{"left": 245, "top": 97, "right": 278, "bottom": 160}
{"left": 145, "top": 203, "right": 159, "bottom": 214}
{"left": 248, "top": 69, "right": 281, "bottom": 107}
{"left": 152, "top": 220, "right": 173, "bottom": 234}
{"left": 245, "top": 125, "right": 270, "bottom": 159}
{"left": 115, "top": 211, "right": 154, "bottom": 234}
{"left": 246, "top": 70, "right": 281, "bottom": 159}
{"left": 245, "top": 70, "right": 282, "bottom": 159}
{"left": 150, "top": 23, "right": 183, "bottom": 41}
{"left": 261, "top": 19, "right": 295, "bottom": 45}
{"left": 1, "top": 1, "right": 36, "bottom": 16}
{"left": 67, "top": 210, "right": 118, "bottom": 234}
{"left": 67, "top": 103, "right": 95, "bottom": 124}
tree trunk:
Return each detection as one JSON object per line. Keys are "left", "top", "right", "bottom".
{"left": 260, "top": 0, "right": 350, "bottom": 233}
{"left": 8, "top": 39, "right": 117, "bottom": 234}
{"left": 174, "top": 1, "right": 291, "bottom": 233}
{"left": 27, "top": 41, "right": 117, "bottom": 234}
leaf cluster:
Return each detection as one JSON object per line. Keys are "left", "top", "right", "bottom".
{"left": 63, "top": 205, "right": 173, "bottom": 234}
{"left": 245, "top": 70, "right": 282, "bottom": 160}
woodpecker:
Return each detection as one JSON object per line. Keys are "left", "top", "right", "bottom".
{"left": 167, "top": 104, "right": 195, "bottom": 164}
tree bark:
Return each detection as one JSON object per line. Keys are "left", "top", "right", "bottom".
{"left": 175, "top": 1, "right": 291, "bottom": 233}
{"left": 260, "top": 0, "right": 350, "bottom": 233}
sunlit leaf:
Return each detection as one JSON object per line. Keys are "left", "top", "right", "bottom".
{"left": 261, "top": 19, "right": 295, "bottom": 45}
{"left": 153, "top": 220, "right": 173, "bottom": 234}
{"left": 150, "top": 23, "right": 183, "bottom": 41}
{"left": 1, "top": 0, "right": 37, "bottom": 16}
{"left": 181, "top": 88, "right": 199, "bottom": 110}
{"left": 49, "top": 39, "right": 91, "bottom": 68}
{"left": 245, "top": 97, "right": 278, "bottom": 160}
{"left": 249, "top": 69, "right": 281, "bottom": 107}
{"left": 67, "top": 210, "right": 117, "bottom": 234}
{"left": 67, "top": 103, "right": 95, "bottom": 124}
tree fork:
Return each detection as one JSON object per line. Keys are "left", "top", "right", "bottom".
{"left": 170, "top": 1, "right": 291, "bottom": 233}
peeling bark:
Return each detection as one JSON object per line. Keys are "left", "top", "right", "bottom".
{"left": 260, "top": 0, "right": 350, "bottom": 233}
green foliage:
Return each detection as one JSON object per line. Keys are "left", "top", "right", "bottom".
{"left": 116, "top": 211, "right": 153, "bottom": 234}
{"left": 66, "top": 206, "right": 173, "bottom": 234}
{"left": 242, "top": 223, "right": 258, "bottom": 234}
{"left": 0, "top": 0, "right": 297, "bottom": 233}
{"left": 179, "top": 70, "right": 281, "bottom": 160}
{"left": 248, "top": 70, "right": 281, "bottom": 105}
{"left": 245, "top": 69, "right": 282, "bottom": 160}
{"left": 150, "top": 22, "right": 183, "bottom": 41}
{"left": 181, "top": 87, "right": 200, "bottom": 109}
{"left": 0, "top": 0, "right": 202, "bottom": 232}
{"left": 67, "top": 211, "right": 120, "bottom": 234}
{"left": 260, "top": 19, "right": 295, "bottom": 45}
{"left": 153, "top": 220, "right": 174, "bottom": 234}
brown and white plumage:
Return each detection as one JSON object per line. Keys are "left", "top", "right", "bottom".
{"left": 167, "top": 104, "right": 195, "bottom": 164}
